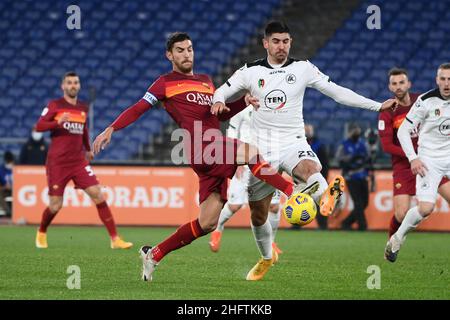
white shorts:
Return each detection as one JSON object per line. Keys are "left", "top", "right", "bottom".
{"left": 228, "top": 166, "right": 281, "bottom": 205}
{"left": 248, "top": 138, "right": 321, "bottom": 202}
{"left": 416, "top": 156, "right": 450, "bottom": 203}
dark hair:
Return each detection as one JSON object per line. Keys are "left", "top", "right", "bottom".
{"left": 388, "top": 67, "right": 408, "bottom": 78}
{"left": 438, "top": 62, "right": 450, "bottom": 70}
{"left": 166, "top": 32, "right": 191, "bottom": 51}
{"left": 347, "top": 122, "right": 361, "bottom": 131}
{"left": 264, "top": 21, "right": 290, "bottom": 38}
{"left": 62, "top": 71, "right": 79, "bottom": 82}
{"left": 4, "top": 151, "right": 14, "bottom": 163}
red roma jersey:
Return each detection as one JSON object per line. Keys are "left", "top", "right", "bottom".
{"left": 147, "top": 71, "right": 219, "bottom": 134}
{"left": 36, "top": 97, "right": 90, "bottom": 167}
{"left": 378, "top": 93, "right": 420, "bottom": 171}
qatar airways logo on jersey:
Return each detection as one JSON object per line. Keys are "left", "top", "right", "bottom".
{"left": 186, "top": 92, "right": 213, "bottom": 106}
{"left": 63, "top": 122, "right": 84, "bottom": 134}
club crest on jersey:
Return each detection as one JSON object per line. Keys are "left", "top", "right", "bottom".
{"left": 434, "top": 109, "right": 440, "bottom": 117}
{"left": 286, "top": 74, "right": 296, "bottom": 84}
{"left": 258, "top": 79, "right": 265, "bottom": 88}
{"left": 264, "top": 89, "right": 287, "bottom": 110}
{"left": 63, "top": 122, "right": 84, "bottom": 134}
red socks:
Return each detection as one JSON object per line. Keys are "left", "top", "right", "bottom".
{"left": 247, "top": 155, "right": 294, "bottom": 197}
{"left": 96, "top": 201, "right": 118, "bottom": 239}
{"left": 388, "top": 215, "right": 402, "bottom": 238}
{"left": 39, "top": 207, "right": 56, "bottom": 233}
{"left": 151, "top": 219, "right": 206, "bottom": 262}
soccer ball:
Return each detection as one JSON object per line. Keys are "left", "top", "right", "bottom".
{"left": 282, "top": 193, "right": 317, "bottom": 226}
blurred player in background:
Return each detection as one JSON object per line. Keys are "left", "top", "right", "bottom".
{"left": 35, "top": 72, "right": 133, "bottom": 250}
{"left": 212, "top": 21, "right": 396, "bottom": 280}
{"left": 209, "top": 106, "right": 283, "bottom": 258}
{"left": 378, "top": 68, "right": 450, "bottom": 252}
{"left": 335, "top": 122, "right": 370, "bottom": 231}
{"left": 19, "top": 128, "right": 48, "bottom": 165}
{"left": 386, "top": 63, "right": 450, "bottom": 262}
{"left": 0, "top": 151, "right": 14, "bottom": 217}
{"left": 93, "top": 32, "right": 298, "bottom": 282}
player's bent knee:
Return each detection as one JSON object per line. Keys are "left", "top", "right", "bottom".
{"left": 229, "top": 204, "right": 242, "bottom": 213}
{"left": 250, "top": 210, "right": 267, "bottom": 226}
{"left": 293, "top": 160, "right": 321, "bottom": 181}
{"left": 49, "top": 203, "right": 62, "bottom": 214}
{"left": 418, "top": 202, "right": 434, "bottom": 217}
{"left": 394, "top": 205, "right": 409, "bottom": 221}
{"left": 199, "top": 221, "right": 217, "bottom": 233}
{"left": 86, "top": 185, "right": 104, "bottom": 204}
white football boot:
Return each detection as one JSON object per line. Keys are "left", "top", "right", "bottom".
{"left": 139, "top": 246, "right": 158, "bottom": 281}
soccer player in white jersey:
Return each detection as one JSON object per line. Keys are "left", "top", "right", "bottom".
{"left": 211, "top": 21, "right": 396, "bottom": 280}
{"left": 209, "top": 106, "right": 283, "bottom": 259}
{"left": 385, "top": 63, "right": 450, "bottom": 262}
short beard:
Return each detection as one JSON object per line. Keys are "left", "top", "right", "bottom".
{"left": 66, "top": 90, "right": 78, "bottom": 99}
{"left": 395, "top": 91, "right": 407, "bottom": 101}
{"left": 273, "top": 54, "right": 286, "bottom": 64}
{"left": 175, "top": 62, "right": 193, "bottom": 74}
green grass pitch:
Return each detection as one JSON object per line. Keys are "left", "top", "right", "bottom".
{"left": 0, "top": 225, "right": 448, "bottom": 300}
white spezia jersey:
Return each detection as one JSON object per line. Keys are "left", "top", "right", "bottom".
{"left": 213, "top": 58, "right": 382, "bottom": 149}
{"left": 227, "top": 105, "right": 253, "bottom": 143}
{"left": 397, "top": 88, "right": 450, "bottom": 162}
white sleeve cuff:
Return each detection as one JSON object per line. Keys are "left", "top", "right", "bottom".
{"left": 407, "top": 154, "right": 419, "bottom": 163}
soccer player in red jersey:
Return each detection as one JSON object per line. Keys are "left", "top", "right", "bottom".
{"left": 378, "top": 68, "right": 450, "bottom": 250}
{"left": 35, "top": 72, "right": 133, "bottom": 250}
{"left": 93, "top": 32, "right": 297, "bottom": 281}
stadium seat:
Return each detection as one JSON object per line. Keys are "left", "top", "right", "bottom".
{"left": 2, "top": 0, "right": 444, "bottom": 159}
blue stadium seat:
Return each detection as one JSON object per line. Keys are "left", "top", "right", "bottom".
{"left": 5, "top": 0, "right": 444, "bottom": 158}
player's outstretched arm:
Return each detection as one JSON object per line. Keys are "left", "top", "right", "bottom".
{"left": 212, "top": 65, "right": 251, "bottom": 115}
{"left": 306, "top": 61, "right": 394, "bottom": 112}
{"left": 397, "top": 97, "right": 427, "bottom": 168}
{"left": 380, "top": 99, "right": 397, "bottom": 111}
{"left": 399, "top": 117, "right": 428, "bottom": 178}
{"left": 93, "top": 99, "right": 152, "bottom": 154}
{"left": 397, "top": 120, "right": 416, "bottom": 160}
{"left": 213, "top": 94, "right": 259, "bottom": 121}
{"left": 93, "top": 127, "right": 114, "bottom": 154}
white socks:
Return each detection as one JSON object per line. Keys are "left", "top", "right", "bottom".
{"left": 251, "top": 219, "right": 273, "bottom": 260}
{"left": 216, "top": 203, "right": 234, "bottom": 232}
{"left": 395, "top": 206, "right": 424, "bottom": 240}
{"left": 307, "top": 172, "right": 328, "bottom": 203}
{"left": 268, "top": 210, "right": 280, "bottom": 242}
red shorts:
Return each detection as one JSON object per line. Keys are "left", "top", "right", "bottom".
{"left": 392, "top": 167, "right": 450, "bottom": 196}
{"left": 192, "top": 137, "right": 242, "bottom": 204}
{"left": 47, "top": 163, "right": 99, "bottom": 196}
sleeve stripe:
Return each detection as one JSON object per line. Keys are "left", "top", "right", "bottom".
{"left": 143, "top": 92, "right": 158, "bottom": 105}
{"left": 405, "top": 117, "right": 413, "bottom": 124}
{"left": 229, "top": 124, "right": 236, "bottom": 129}
{"left": 226, "top": 81, "right": 231, "bottom": 87}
